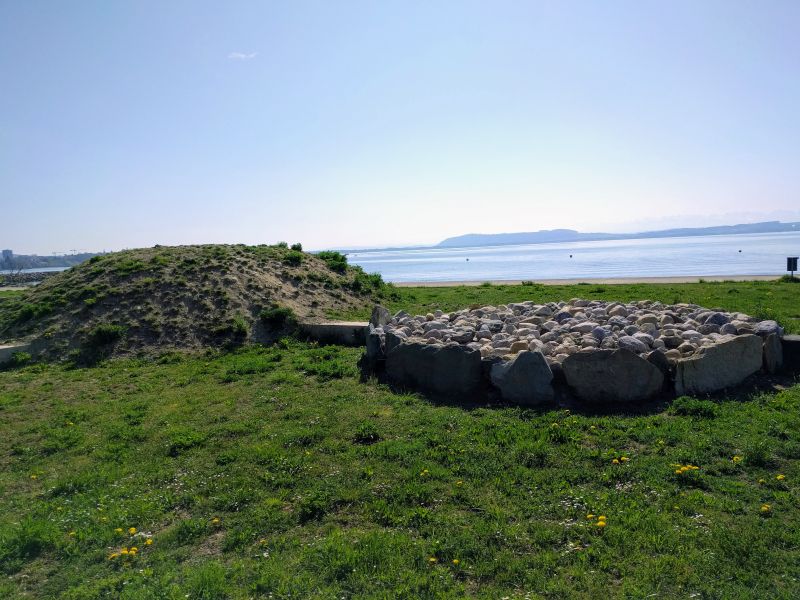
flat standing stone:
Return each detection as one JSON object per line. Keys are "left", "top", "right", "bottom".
{"left": 674, "top": 334, "right": 762, "bottom": 395}
{"left": 490, "top": 350, "right": 554, "bottom": 405}
{"left": 386, "top": 342, "right": 483, "bottom": 397}
{"left": 563, "top": 349, "right": 664, "bottom": 403}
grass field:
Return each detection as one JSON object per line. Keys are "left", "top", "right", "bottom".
{"left": 1, "top": 282, "right": 800, "bottom": 598}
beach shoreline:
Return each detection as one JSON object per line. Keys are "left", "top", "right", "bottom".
{"left": 393, "top": 274, "right": 783, "bottom": 287}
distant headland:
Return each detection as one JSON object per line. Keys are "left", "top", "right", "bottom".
{"left": 436, "top": 221, "right": 800, "bottom": 249}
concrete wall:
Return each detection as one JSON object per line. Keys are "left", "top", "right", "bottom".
{"left": 299, "top": 321, "right": 368, "bottom": 346}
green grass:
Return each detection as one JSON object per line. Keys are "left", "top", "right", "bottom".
{"left": 1, "top": 339, "right": 800, "bottom": 598}
{"left": 2, "top": 280, "right": 800, "bottom": 598}
{"left": 333, "top": 279, "right": 800, "bottom": 333}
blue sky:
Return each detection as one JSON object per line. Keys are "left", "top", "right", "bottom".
{"left": 2, "top": 1, "right": 799, "bottom": 253}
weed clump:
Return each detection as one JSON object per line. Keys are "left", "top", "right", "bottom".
{"left": 7, "top": 351, "right": 32, "bottom": 368}
{"left": 353, "top": 421, "right": 381, "bottom": 444}
{"left": 670, "top": 396, "right": 717, "bottom": 418}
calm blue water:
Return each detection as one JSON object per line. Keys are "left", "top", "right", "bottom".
{"left": 347, "top": 232, "right": 800, "bottom": 283}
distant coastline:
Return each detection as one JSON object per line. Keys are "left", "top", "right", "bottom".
{"left": 338, "top": 220, "right": 800, "bottom": 254}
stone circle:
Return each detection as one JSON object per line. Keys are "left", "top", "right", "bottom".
{"left": 363, "top": 300, "right": 785, "bottom": 404}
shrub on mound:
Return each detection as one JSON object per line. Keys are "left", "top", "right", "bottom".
{"left": 317, "top": 251, "right": 348, "bottom": 274}
{"left": 260, "top": 305, "right": 297, "bottom": 326}
{"left": 85, "top": 324, "right": 126, "bottom": 348}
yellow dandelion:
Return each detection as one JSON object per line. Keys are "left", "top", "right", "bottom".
{"left": 612, "top": 458, "right": 620, "bottom": 465}
{"left": 68, "top": 531, "right": 76, "bottom": 537}
{"left": 114, "top": 528, "right": 123, "bottom": 534}
{"left": 130, "top": 546, "right": 138, "bottom": 552}
{"left": 120, "top": 548, "right": 129, "bottom": 555}
{"left": 761, "top": 504, "right": 771, "bottom": 513}
{"left": 776, "top": 474, "right": 786, "bottom": 481}
{"left": 620, "top": 457, "right": 630, "bottom": 462}
{"left": 30, "top": 474, "right": 38, "bottom": 480}
{"left": 675, "top": 469, "right": 683, "bottom": 474}
{"left": 145, "top": 538, "right": 153, "bottom": 545}
{"left": 596, "top": 521, "right": 607, "bottom": 528}
{"left": 456, "top": 480, "right": 463, "bottom": 486}
{"left": 452, "top": 559, "right": 460, "bottom": 565}
{"left": 128, "top": 527, "right": 137, "bottom": 535}
{"left": 758, "top": 478, "right": 766, "bottom": 484}
{"left": 597, "top": 515, "right": 607, "bottom": 521}
{"left": 428, "top": 557, "right": 437, "bottom": 563}
{"left": 108, "top": 553, "right": 119, "bottom": 560}
{"left": 732, "top": 455, "right": 743, "bottom": 463}
{"left": 586, "top": 514, "right": 595, "bottom": 520}
{"left": 211, "top": 517, "right": 220, "bottom": 525}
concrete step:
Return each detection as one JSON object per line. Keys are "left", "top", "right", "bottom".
{"left": 782, "top": 335, "right": 800, "bottom": 373}
{"left": 299, "top": 321, "right": 368, "bottom": 346}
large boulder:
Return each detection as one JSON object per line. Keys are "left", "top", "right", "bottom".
{"left": 755, "top": 320, "right": 783, "bottom": 338}
{"left": 386, "top": 342, "right": 483, "bottom": 397}
{"left": 489, "top": 351, "right": 554, "bottom": 405}
{"left": 618, "top": 336, "right": 649, "bottom": 354}
{"left": 370, "top": 305, "right": 391, "bottom": 327}
{"left": 562, "top": 348, "right": 664, "bottom": 403}
{"left": 674, "top": 334, "right": 762, "bottom": 395}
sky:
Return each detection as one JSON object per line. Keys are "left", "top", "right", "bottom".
{"left": 2, "top": 1, "right": 800, "bottom": 254}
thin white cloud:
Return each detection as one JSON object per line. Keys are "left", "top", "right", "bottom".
{"left": 228, "top": 51, "right": 258, "bottom": 61}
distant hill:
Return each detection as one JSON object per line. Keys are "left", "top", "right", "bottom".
{"left": 437, "top": 221, "right": 800, "bottom": 248}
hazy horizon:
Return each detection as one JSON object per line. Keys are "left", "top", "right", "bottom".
{"left": 5, "top": 212, "right": 800, "bottom": 256}
{"left": 3, "top": 1, "right": 799, "bottom": 253}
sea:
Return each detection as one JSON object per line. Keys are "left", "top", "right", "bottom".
{"left": 347, "top": 231, "right": 800, "bottom": 283}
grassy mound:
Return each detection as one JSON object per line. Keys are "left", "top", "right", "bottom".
{"left": 0, "top": 244, "right": 396, "bottom": 361}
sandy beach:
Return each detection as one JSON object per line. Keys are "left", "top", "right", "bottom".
{"left": 394, "top": 275, "right": 782, "bottom": 287}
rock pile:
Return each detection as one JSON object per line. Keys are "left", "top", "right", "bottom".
{"left": 364, "top": 300, "right": 785, "bottom": 404}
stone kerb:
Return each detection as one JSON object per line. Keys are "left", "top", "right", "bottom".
{"left": 563, "top": 349, "right": 664, "bottom": 403}
{"left": 362, "top": 301, "right": 788, "bottom": 405}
